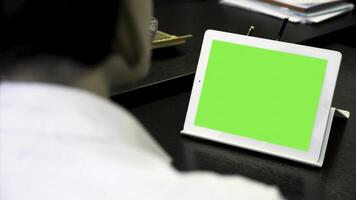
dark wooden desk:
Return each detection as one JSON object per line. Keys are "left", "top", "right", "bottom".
{"left": 112, "top": 1, "right": 356, "bottom": 199}
{"left": 112, "top": 0, "right": 356, "bottom": 95}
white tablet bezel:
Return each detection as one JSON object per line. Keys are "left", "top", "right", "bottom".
{"left": 181, "top": 30, "right": 342, "bottom": 165}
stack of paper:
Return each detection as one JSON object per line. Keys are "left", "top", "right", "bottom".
{"left": 220, "top": 0, "right": 354, "bottom": 24}
{"left": 260, "top": 0, "right": 346, "bottom": 12}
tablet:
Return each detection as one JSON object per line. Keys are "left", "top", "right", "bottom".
{"left": 181, "top": 30, "right": 342, "bottom": 166}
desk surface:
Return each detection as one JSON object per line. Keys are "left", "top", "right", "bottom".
{"left": 113, "top": 1, "right": 356, "bottom": 199}
{"left": 112, "top": 0, "right": 356, "bottom": 95}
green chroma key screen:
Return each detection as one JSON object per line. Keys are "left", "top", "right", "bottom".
{"left": 195, "top": 40, "right": 328, "bottom": 151}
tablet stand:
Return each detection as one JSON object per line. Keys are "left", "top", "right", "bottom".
{"left": 317, "top": 107, "right": 350, "bottom": 167}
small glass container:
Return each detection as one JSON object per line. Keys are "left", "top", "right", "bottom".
{"left": 149, "top": 17, "right": 159, "bottom": 42}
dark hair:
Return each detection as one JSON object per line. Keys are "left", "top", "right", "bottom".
{"left": 0, "top": 0, "right": 120, "bottom": 66}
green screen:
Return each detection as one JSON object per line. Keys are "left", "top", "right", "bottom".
{"left": 195, "top": 40, "right": 327, "bottom": 151}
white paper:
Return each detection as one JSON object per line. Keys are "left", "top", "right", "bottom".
{"left": 267, "top": 0, "right": 342, "bottom": 9}
{"left": 220, "top": 0, "right": 354, "bottom": 24}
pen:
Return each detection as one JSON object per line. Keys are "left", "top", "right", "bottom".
{"left": 276, "top": 17, "right": 289, "bottom": 41}
{"left": 246, "top": 26, "right": 255, "bottom": 36}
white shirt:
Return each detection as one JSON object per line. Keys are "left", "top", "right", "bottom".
{"left": 0, "top": 81, "right": 284, "bottom": 200}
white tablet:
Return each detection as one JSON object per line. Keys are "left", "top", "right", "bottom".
{"left": 181, "top": 30, "right": 342, "bottom": 167}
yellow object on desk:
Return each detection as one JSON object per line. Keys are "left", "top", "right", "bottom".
{"left": 152, "top": 31, "right": 192, "bottom": 49}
